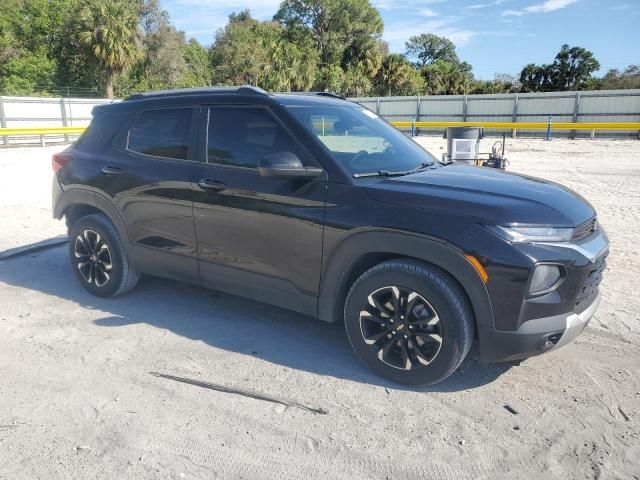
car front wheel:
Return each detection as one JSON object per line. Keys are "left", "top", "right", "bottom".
{"left": 344, "top": 259, "right": 474, "bottom": 386}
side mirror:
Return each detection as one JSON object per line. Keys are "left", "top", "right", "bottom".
{"left": 258, "top": 152, "right": 323, "bottom": 178}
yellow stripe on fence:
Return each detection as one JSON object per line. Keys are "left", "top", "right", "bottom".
{"left": 1, "top": 122, "right": 639, "bottom": 139}
{"left": 0, "top": 127, "right": 86, "bottom": 136}
{"left": 391, "top": 121, "right": 640, "bottom": 130}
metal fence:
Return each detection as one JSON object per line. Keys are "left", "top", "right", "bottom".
{"left": 351, "top": 89, "right": 640, "bottom": 138}
{"left": 2, "top": 90, "right": 640, "bottom": 146}
{"left": 0, "top": 96, "right": 116, "bottom": 146}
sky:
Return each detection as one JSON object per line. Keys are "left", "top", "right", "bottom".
{"left": 162, "top": 0, "right": 639, "bottom": 79}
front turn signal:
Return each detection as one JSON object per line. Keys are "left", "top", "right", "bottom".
{"left": 465, "top": 254, "right": 489, "bottom": 283}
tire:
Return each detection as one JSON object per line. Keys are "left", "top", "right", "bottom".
{"left": 68, "top": 213, "right": 139, "bottom": 297}
{"left": 344, "top": 259, "right": 474, "bottom": 386}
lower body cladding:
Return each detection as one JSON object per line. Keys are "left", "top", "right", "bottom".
{"left": 479, "top": 292, "right": 600, "bottom": 363}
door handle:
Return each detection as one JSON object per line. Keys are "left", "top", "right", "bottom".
{"left": 198, "top": 178, "right": 226, "bottom": 191}
{"left": 101, "top": 165, "right": 123, "bottom": 175}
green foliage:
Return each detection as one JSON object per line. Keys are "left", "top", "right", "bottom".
{"left": 519, "top": 44, "right": 600, "bottom": 92}
{"left": 144, "top": 25, "right": 188, "bottom": 87}
{"left": 316, "top": 65, "right": 346, "bottom": 94}
{"left": 76, "top": 0, "right": 142, "bottom": 98}
{"left": 591, "top": 65, "right": 640, "bottom": 91}
{"left": 471, "top": 74, "right": 520, "bottom": 94}
{"left": 182, "top": 39, "right": 212, "bottom": 87}
{"left": 374, "top": 54, "right": 424, "bottom": 96}
{"left": 210, "top": 13, "right": 318, "bottom": 92}
{"left": 0, "top": 51, "right": 57, "bottom": 96}
{"left": 210, "top": 14, "right": 272, "bottom": 86}
{"left": 0, "top": 0, "right": 634, "bottom": 99}
{"left": 405, "top": 34, "right": 459, "bottom": 67}
{"left": 421, "top": 60, "right": 473, "bottom": 95}
{"left": 275, "top": 0, "right": 383, "bottom": 90}
{"left": 0, "top": 0, "right": 96, "bottom": 96}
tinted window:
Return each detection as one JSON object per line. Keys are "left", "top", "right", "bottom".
{"left": 75, "top": 111, "right": 129, "bottom": 150}
{"left": 128, "top": 108, "right": 192, "bottom": 160}
{"left": 207, "top": 107, "right": 302, "bottom": 168}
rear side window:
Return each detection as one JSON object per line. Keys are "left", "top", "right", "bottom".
{"left": 128, "top": 108, "right": 192, "bottom": 160}
{"left": 207, "top": 107, "right": 303, "bottom": 168}
{"left": 74, "top": 110, "right": 129, "bottom": 150}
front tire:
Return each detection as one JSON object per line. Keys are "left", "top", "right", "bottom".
{"left": 68, "top": 213, "right": 139, "bottom": 297}
{"left": 344, "top": 259, "right": 474, "bottom": 386}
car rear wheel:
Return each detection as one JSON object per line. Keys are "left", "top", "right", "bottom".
{"left": 344, "top": 259, "right": 474, "bottom": 386}
{"left": 68, "top": 213, "right": 139, "bottom": 297}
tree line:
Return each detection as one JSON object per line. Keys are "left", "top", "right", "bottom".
{"left": 1, "top": 0, "right": 638, "bottom": 99}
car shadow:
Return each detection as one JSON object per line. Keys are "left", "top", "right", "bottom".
{"left": 0, "top": 245, "right": 510, "bottom": 392}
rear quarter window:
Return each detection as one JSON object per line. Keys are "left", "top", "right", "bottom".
{"left": 74, "top": 111, "right": 129, "bottom": 150}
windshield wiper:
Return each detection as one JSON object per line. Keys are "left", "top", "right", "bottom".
{"left": 352, "top": 162, "right": 435, "bottom": 179}
{"left": 352, "top": 170, "right": 405, "bottom": 178}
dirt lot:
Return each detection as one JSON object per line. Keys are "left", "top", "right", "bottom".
{"left": 0, "top": 139, "right": 639, "bottom": 479}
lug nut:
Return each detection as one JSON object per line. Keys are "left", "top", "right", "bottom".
{"left": 408, "top": 325, "right": 414, "bottom": 330}
{"left": 403, "top": 334, "right": 408, "bottom": 340}
{"left": 389, "top": 319, "right": 395, "bottom": 324}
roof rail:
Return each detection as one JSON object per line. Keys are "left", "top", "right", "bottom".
{"left": 313, "top": 92, "right": 347, "bottom": 100}
{"left": 282, "top": 91, "right": 347, "bottom": 101}
{"left": 236, "top": 85, "right": 270, "bottom": 96}
{"left": 124, "top": 85, "right": 271, "bottom": 101}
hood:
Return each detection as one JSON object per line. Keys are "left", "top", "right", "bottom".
{"left": 364, "top": 164, "right": 595, "bottom": 226}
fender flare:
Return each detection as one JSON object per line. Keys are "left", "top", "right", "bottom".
{"left": 318, "top": 230, "right": 495, "bottom": 330}
{"left": 53, "top": 188, "right": 129, "bottom": 246}
{"left": 53, "top": 187, "right": 94, "bottom": 220}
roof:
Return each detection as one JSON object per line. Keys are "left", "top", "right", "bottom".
{"left": 90, "top": 86, "right": 356, "bottom": 116}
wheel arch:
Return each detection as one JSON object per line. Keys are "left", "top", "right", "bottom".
{"left": 318, "top": 231, "right": 495, "bottom": 331}
{"left": 54, "top": 188, "right": 129, "bottom": 246}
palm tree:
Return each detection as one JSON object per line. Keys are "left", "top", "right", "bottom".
{"left": 377, "top": 54, "right": 412, "bottom": 96}
{"left": 77, "top": 0, "right": 141, "bottom": 98}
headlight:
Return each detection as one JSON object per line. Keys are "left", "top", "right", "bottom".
{"left": 529, "top": 264, "right": 564, "bottom": 295}
{"left": 490, "top": 225, "right": 573, "bottom": 243}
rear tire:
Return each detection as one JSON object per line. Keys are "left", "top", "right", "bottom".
{"left": 344, "top": 259, "right": 474, "bottom": 386}
{"left": 68, "top": 213, "right": 139, "bottom": 297}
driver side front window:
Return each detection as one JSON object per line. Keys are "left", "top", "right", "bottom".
{"left": 207, "top": 107, "right": 303, "bottom": 169}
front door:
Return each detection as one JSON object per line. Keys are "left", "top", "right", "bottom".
{"left": 192, "top": 105, "right": 326, "bottom": 315}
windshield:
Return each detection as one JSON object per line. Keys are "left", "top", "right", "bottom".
{"left": 286, "top": 105, "right": 439, "bottom": 176}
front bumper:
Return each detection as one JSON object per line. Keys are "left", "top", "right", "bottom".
{"left": 478, "top": 292, "right": 600, "bottom": 363}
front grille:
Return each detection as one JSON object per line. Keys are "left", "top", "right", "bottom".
{"left": 573, "top": 217, "right": 598, "bottom": 242}
{"left": 575, "top": 254, "right": 607, "bottom": 310}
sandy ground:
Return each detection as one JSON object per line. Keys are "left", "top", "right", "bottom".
{"left": 0, "top": 147, "right": 67, "bottom": 251}
{"left": 0, "top": 139, "right": 639, "bottom": 479}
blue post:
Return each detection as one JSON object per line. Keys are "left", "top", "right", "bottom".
{"left": 412, "top": 118, "right": 416, "bottom": 137}
{"left": 546, "top": 115, "right": 552, "bottom": 141}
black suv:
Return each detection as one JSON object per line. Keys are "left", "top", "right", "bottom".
{"left": 52, "top": 86, "right": 609, "bottom": 385}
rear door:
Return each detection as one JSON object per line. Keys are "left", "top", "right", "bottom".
{"left": 92, "top": 106, "right": 201, "bottom": 282}
{"left": 192, "top": 105, "right": 327, "bottom": 315}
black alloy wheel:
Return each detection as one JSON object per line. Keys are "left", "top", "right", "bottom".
{"left": 344, "top": 259, "right": 474, "bottom": 386}
{"left": 74, "top": 229, "right": 113, "bottom": 287}
{"left": 360, "top": 286, "right": 443, "bottom": 370}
